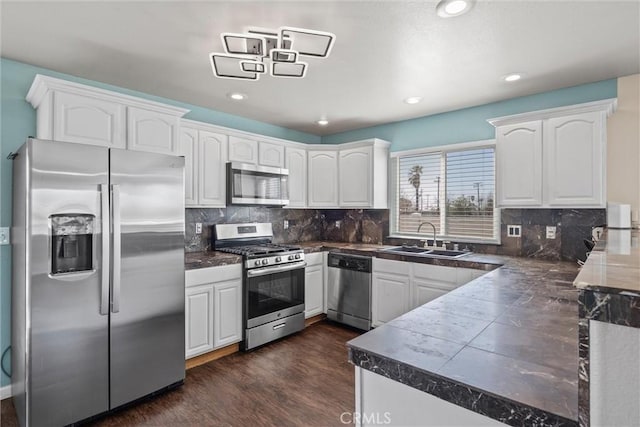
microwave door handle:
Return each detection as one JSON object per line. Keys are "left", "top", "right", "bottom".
{"left": 99, "top": 184, "right": 110, "bottom": 315}
{"left": 111, "top": 184, "right": 121, "bottom": 313}
{"left": 246, "top": 261, "right": 307, "bottom": 278}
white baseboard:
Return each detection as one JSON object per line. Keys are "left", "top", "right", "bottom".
{"left": 0, "top": 384, "right": 12, "bottom": 400}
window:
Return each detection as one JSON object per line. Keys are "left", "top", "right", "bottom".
{"left": 392, "top": 141, "right": 498, "bottom": 242}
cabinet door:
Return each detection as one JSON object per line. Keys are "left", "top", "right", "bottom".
{"left": 180, "top": 127, "right": 198, "bottom": 206}
{"left": 286, "top": 146, "right": 307, "bottom": 207}
{"left": 199, "top": 131, "right": 228, "bottom": 207}
{"left": 213, "top": 279, "right": 242, "bottom": 349}
{"left": 258, "top": 141, "right": 285, "bottom": 168}
{"left": 413, "top": 281, "right": 449, "bottom": 307}
{"left": 308, "top": 150, "right": 338, "bottom": 207}
{"left": 185, "top": 285, "right": 214, "bottom": 359}
{"left": 305, "top": 264, "right": 324, "bottom": 318}
{"left": 496, "top": 121, "right": 543, "bottom": 207}
{"left": 372, "top": 273, "right": 410, "bottom": 327}
{"left": 127, "top": 106, "right": 180, "bottom": 154}
{"left": 228, "top": 136, "right": 258, "bottom": 164}
{"left": 544, "top": 112, "right": 604, "bottom": 207}
{"left": 53, "top": 91, "right": 126, "bottom": 148}
{"left": 339, "top": 146, "right": 372, "bottom": 207}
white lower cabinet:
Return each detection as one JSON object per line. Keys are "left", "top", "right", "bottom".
{"left": 185, "top": 285, "right": 214, "bottom": 358}
{"left": 372, "top": 259, "right": 411, "bottom": 327}
{"left": 304, "top": 252, "right": 325, "bottom": 318}
{"left": 185, "top": 264, "right": 242, "bottom": 359}
{"left": 372, "top": 258, "right": 486, "bottom": 327}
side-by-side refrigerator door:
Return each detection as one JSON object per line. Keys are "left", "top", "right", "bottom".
{"left": 109, "top": 148, "right": 185, "bottom": 409}
{"left": 29, "top": 139, "right": 110, "bottom": 426}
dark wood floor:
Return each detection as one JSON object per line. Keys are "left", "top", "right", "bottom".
{"left": 1, "top": 321, "right": 360, "bottom": 426}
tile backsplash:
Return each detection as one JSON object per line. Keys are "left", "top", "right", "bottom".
{"left": 187, "top": 207, "right": 605, "bottom": 263}
{"left": 185, "top": 207, "right": 389, "bottom": 252}
{"left": 386, "top": 208, "right": 606, "bottom": 262}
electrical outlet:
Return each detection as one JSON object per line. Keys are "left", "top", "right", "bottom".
{"left": 284, "top": 220, "right": 289, "bottom": 230}
{"left": 546, "top": 226, "right": 556, "bottom": 239}
{"left": 195, "top": 223, "right": 202, "bottom": 235}
{"left": 335, "top": 220, "right": 342, "bottom": 229}
{"left": 0, "top": 227, "right": 10, "bottom": 245}
{"left": 507, "top": 225, "right": 521, "bottom": 237}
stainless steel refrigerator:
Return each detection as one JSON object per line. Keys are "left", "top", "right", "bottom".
{"left": 11, "top": 138, "right": 185, "bottom": 426}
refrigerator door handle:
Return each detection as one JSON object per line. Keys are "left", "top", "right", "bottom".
{"left": 100, "top": 184, "right": 110, "bottom": 315}
{"left": 111, "top": 184, "right": 121, "bottom": 313}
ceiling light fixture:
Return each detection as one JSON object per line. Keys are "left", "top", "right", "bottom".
{"left": 436, "top": 0, "right": 474, "bottom": 18}
{"left": 503, "top": 73, "right": 523, "bottom": 82}
{"left": 404, "top": 96, "right": 423, "bottom": 105}
{"left": 317, "top": 119, "right": 329, "bottom": 126}
{"left": 228, "top": 92, "right": 247, "bottom": 100}
{"left": 210, "top": 26, "right": 336, "bottom": 81}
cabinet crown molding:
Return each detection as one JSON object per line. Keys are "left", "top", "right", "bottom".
{"left": 26, "top": 74, "right": 190, "bottom": 117}
{"left": 487, "top": 98, "right": 617, "bottom": 127}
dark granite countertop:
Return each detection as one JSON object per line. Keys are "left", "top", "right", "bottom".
{"left": 185, "top": 251, "right": 242, "bottom": 270}
{"left": 348, "top": 255, "right": 581, "bottom": 426}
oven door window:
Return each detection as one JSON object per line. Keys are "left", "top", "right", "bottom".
{"left": 246, "top": 268, "right": 304, "bottom": 319}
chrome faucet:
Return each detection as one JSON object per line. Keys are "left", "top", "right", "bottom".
{"left": 417, "top": 222, "right": 437, "bottom": 248}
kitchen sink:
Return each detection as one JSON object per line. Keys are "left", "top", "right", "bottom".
{"left": 384, "top": 246, "right": 431, "bottom": 254}
{"left": 380, "top": 246, "right": 472, "bottom": 258}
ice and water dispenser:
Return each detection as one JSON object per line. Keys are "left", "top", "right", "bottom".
{"left": 50, "top": 214, "right": 94, "bottom": 275}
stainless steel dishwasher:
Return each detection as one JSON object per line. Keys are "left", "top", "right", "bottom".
{"left": 327, "top": 253, "right": 372, "bottom": 330}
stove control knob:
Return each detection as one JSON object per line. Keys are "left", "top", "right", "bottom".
{"left": 275, "top": 257, "right": 282, "bottom": 262}
{"left": 295, "top": 254, "right": 301, "bottom": 259}
{"left": 262, "top": 259, "right": 268, "bottom": 265}
{"left": 288, "top": 255, "right": 294, "bottom": 261}
{"left": 254, "top": 260, "right": 261, "bottom": 266}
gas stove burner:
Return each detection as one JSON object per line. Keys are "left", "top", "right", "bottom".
{"left": 217, "top": 243, "right": 301, "bottom": 257}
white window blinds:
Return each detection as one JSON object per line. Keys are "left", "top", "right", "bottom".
{"left": 445, "top": 147, "right": 495, "bottom": 239}
{"left": 393, "top": 143, "right": 498, "bottom": 242}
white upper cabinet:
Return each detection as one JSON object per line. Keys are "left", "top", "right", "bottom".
{"left": 489, "top": 99, "right": 616, "bottom": 208}
{"left": 258, "top": 141, "right": 285, "bottom": 168}
{"left": 544, "top": 112, "right": 604, "bottom": 206}
{"left": 228, "top": 136, "right": 258, "bottom": 164}
{"left": 180, "top": 127, "right": 198, "bottom": 206}
{"left": 127, "top": 106, "right": 180, "bottom": 155}
{"left": 52, "top": 91, "right": 126, "bottom": 148}
{"left": 180, "top": 121, "right": 228, "bottom": 208}
{"left": 198, "top": 131, "right": 228, "bottom": 207}
{"left": 285, "top": 146, "right": 307, "bottom": 208}
{"left": 339, "top": 146, "right": 372, "bottom": 207}
{"left": 26, "top": 74, "right": 188, "bottom": 153}
{"left": 308, "top": 150, "right": 339, "bottom": 207}
{"left": 495, "top": 121, "right": 543, "bottom": 207}
{"left": 309, "top": 139, "right": 390, "bottom": 209}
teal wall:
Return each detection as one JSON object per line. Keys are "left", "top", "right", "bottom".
{"left": 321, "top": 79, "right": 617, "bottom": 150}
{"left": 0, "top": 58, "right": 320, "bottom": 387}
{"left": 0, "top": 56, "right": 618, "bottom": 389}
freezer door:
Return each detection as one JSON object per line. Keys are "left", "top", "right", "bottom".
{"left": 28, "top": 139, "right": 110, "bottom": 426}
{"left": 109, "top": 149, "right": 185, "bottom": 408}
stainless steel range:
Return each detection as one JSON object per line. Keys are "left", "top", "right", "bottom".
{"left": 214, "top": 223, "right": 306, "bottom": 350}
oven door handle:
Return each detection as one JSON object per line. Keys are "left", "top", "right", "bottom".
{"left": 246, "top": 261, "right": 307, "bottom": 277}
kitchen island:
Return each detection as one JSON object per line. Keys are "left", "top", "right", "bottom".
{"left": 347, "top": 254, "right": 580, "bottom": 427}
{"left": 573, "top": 229, "right": 640, "bottom": 427}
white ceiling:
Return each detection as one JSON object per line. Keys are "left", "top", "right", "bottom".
{"left": 1, "top": 1, "right": 639, "bottom": 136}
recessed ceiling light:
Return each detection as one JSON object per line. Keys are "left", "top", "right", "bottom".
{"left": 503, "top": 73, "right": 522, "bottom": 82}
{"left": 436, "top": 0, "right": 473, "bottom": 18}
{"left": 228, "top": 92, "right": 246, "bottom": 100}
{"left": 404, "top": 97, "right": 423, "bottom": 105}
{"left": 317, "top": 119, "right": 329, "bottom": 126}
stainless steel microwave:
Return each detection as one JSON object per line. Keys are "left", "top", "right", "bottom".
{"left": 227, "top": 162, "right": 289, "bottom": 206}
